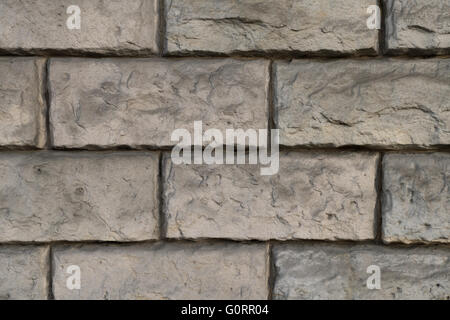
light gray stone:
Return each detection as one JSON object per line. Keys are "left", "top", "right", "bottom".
{"left": 52, "top": 242, "right": 268, "bottom": 300}
{"left": 0, "top": 58, "right": 46, "bottom": 148}
{"left": 273, "top": 244, "right": 450, "bottom": 300}
{"left": 275, "top": 59, "right": 450, "bottom": 148}
{"left": 382, "top": 153, "right": 450, "bottom": 244}
{"left": 163, "top": 152, "right": 379, "bottom": 241}
{"left": 385, "top": 0, "right": 450, "bottom": 55}
{"left": 49, "top": 58, "right": 269, "bottom": 148}
{"left": 0, "top": 152, "right": 159, "bottom": 242}
{"left": 165, "top": 0, "right": 379, "bottom": 55}
{"left": 0, "top": 246, "right": 49, "bottom": 300}
{"left": 0, "top": 0, "right": 158, "bottom": 55}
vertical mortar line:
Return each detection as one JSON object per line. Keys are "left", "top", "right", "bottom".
{"left": 47, "top": 244, "right": 54, "bottom": 300}
{"left": 266, "top": 61, "right": 276, "bottom": 300}
{"left": 375, "top": 152, "right": 384, "bottom": 243}
{"left": 44, "top": 58, "right": 53, "bottom": 150}
{"left": 266, "top": 241, "right": 276, "bottom": 300}
{"left": 378, "top": 0, "right": 386, "bottom": 55}
{"left": 158, "top": 0, "right": 167, "bottom": 57}
{"left": 158, "top": 151, "right": 167, "bottom": 239}
{"left": 267, "top": 59, "right": 275, "bottom": 148}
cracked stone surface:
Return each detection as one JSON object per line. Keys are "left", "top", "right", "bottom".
{"left": 273, "top": 244, "right": 450, "bottom": 300}
{"left": 0, "top": 246, "right": 49, "bottom": 300}
{"left": 0, "top": 58, "right": 46, "bottom": 148}
{"left": 49, "top": 58, "right": 269, "bottom": 148}
{"left": 275, "top": 59, "right": 450, "bottom": 148}
{"left": 0, "top": 0, "right": 158, "bottom": 55}
{"left": 163, "top": 152, "right": 378, "bottom": 241}
{"left": 52, "top": 242, "right": 268, "bottom": 300}
{"left": 382, "top": 153, "right": 450, "bottom": 244}
{"left": 0, "top": 152, "right": 159, "bottom": 242}
{"left": 165, "top": 0, "right": 379, "bottom": 56}
{"left": 385, "top": 0, "right": 450, "bottom": 55}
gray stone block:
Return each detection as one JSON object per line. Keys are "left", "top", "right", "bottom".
{"left": 165, "top": 0, "right": 379, "bottom": 56}
{"left": 273, "top": 244, "right": 450, "bottom": 300}
{"left": 385, "top": 0, "right": 450, "bottom": 55}
{"left": 0, "top": 57, "right": 46, "bottom": 148}
{"left": 52, "top": 242, "right": 269, "bottom": 299}
{"left": 0, "top": 0, "right": 159, "bottom": 55}
{"left": 49, "top": 58, "right": 269, "bottom": 148}
{"left": 0, "top": 246, "right": 49, "bottom": 300}
{"left": 382, "top": 153, "right": 450, "bottom": 244}
{"left": 0, "top": 152, "right": 159, "bottom": 242}
{"left": 275, "top": 59, "right": 450, "bottom": 148}
{"left": 163, "top": 151, "right": 379, "bottom": 241}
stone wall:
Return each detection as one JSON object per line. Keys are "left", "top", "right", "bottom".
{"left": 0, "top": 0, "right": 448, "bottom": 300}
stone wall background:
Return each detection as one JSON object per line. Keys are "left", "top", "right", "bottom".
{"left": 0, "top": 0, "right": 448, "bottom": 300}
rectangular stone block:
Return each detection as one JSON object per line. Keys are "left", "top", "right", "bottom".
{"left": 382, "top": 153, "right": 450, "bottom": 244}
{"left": 163, "top": 152, "right": 379, "bottom": 241}
{"left": 0, "top": 152, "right": 159, "bottom": 242}
{"left": 165, "top": 0, "right": 379, "bottom": 56}
{"left": 0, "top": 57, "right": 46, "bottom": 148}
{"left": 385, "top": 0, "right": 450, "bottom": 55}
{"left": 273, "top": 244, "right": 450, "bottom": 300}
{"left": 0, "top": 246, "right": 49, "bottom": 300}
{"left": 49, "top": 58, "right": 269, "bottom": 148}
{"left": 52, "top": 242, "right": 268, "bottom": 300}
{"left": 0, "top": 0, "right": 159, "bottom": 55}
{"left": 275, "top": 59, "right": 450, "bottom": 148}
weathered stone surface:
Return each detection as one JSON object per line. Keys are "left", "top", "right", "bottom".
{"left": 53, "top": 242, "right": 268, "bottom": 300}
{"left": 382, "top": 153, "right": 450, "bottom": 244}
{"left": 0, "top": 58, "right": 46, "bottom": 148}
{"left": 275, "top": 59, "right": 450, "bottom": 148}
{"left": 165, "top": 0, "right": 379, "bottom": 55}
{"left": 0, "top": 246, "right": 49, "bottom": 300}
{"left": 49, "top": 58, "right": 269, "bottom": 148}
{"left": 0, "top": 152, "right": 159, "bottom": 242}
{"left": 273, "top": 244, "right": 450, "bottom": 300}
{"left": 0, "top": 0, "right": 159, "bottom": 55}
{"left": 385, "top": 0, "right": 450, "bottom": 55}
{"left": 163, "top": 152, "right": 378, "bottom": 240}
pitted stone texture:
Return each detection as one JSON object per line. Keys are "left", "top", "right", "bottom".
{"left": 163, "top": 152, "right": 378, "bottom": 241}
{"left": 165, "top": 0, "right": 378, "bottom": 56}
{"left": 53, "top": 242, "right": 268, "bottom": 300}
{"left": 385, "top": 0, "right": 450, "bottom": 55}
{"left": 0, "top": 246, "right": 49, "bottom": 300}
{"left": 0, "top": 58, "right": 46, "bottom": 148}
{"left": 49, "top": 58, "right": 269, "bottom": 149}
{"left": 0, "top": 0, "right": 158, "bottom": 55}
{"left": 273, "top": 244, "right": 450, "bottom": 300}
{"left": 382, "top": 153, "right": 450, "bottom": 244}
{"left": 0, "top": 152, "right": 159, "bottom": 242}
{"left": 275, "top": 59, "right": 450, "bottom": 148}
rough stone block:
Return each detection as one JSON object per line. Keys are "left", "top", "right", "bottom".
{"left": 49, "top": 58, "right": 269, "bottom": 148}
{"left": 163, "top": 152, "right": 379, "bottom": 241}
{"left": 0, "top": 57, "right": 46, "bottom": 148}
{"left": 0, "top": 246, "right": 49, "bottom": 300}
{"left": 165, "top": 0, "right": 379, "bottom": 56}
{"left": 273, "top": 244, "right": 450, "bottom": 300}
{"left": 275, "top": 59, "right": 450, "bottom": 148}
{"left": 0, "top": 152, "right": 159, "bottom": 242}
{"left": 382, "top": 153, "right": 450, "bottom": 244}
{"left": 385, "top": 0, "right": 450, "bottom": 55}
{"left": 52, "top": 242, "right": 268, "bottom": 300}
{"left": 0, "top": 0, "right": 159, "bottom": 55}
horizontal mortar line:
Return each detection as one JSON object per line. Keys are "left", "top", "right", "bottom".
{"left": 278, "top": 145, "right": 450, "bottom": 153}
{"left": 1, "top": 238, "right": 449, "bottom": 249}
{"left": 1, "top": 52, "right": 449, "bottom": 60}
{"left": 0, "top": 146, "right": 449, "bottom": 154}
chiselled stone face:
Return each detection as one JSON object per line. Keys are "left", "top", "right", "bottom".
{"left": 0, "top": 0, "right": 448, "bottom": 301}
